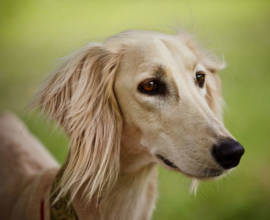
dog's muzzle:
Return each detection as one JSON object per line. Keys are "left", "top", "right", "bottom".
{"left": 212, "top": 138, "right": 245, "bottom": 169}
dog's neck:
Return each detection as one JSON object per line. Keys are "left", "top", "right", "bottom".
{"left": 73, "top": 130, "right": 158, "bottom": 220}
{"left": 98, "top": 163, "right": 157, "bottom": 220}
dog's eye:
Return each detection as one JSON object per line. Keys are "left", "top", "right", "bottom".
{"left": 138, "top": 78, "right": 167, "bottom": 95}
{"left": 195, "top": 71, "right": 206, "bottom": 88}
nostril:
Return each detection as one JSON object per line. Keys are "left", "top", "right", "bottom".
{"left": 212, "top": 138, "right": 245, "bottom": 169}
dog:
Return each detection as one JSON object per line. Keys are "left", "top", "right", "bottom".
{"left": 0, "top": 30, "right": 244, "bottom": 220}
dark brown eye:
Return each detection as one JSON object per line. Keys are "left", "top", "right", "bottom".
{"left": 195, "top": 71, "right": 206, "bottom": 88}
{"left": 138, "top": 78, "right": 167, "bottom": 95}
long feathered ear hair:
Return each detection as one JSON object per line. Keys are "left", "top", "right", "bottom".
{"left": 177, "top": 31, "right": 225, "bottom": 120}
{"left": 35, "top": 43, "right": 123, "bottom": 203}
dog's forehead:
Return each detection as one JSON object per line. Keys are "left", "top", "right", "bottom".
{"left": 120, "top": 34, "right": 198, "bottom": 74}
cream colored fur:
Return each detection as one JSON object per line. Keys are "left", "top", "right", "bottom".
{"left": 0, "top": 30, "right": 236, "bottom": 220}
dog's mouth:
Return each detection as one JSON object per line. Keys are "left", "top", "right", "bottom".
{"left": 156, "top": 154, "right": 224, "bottom": 179}
{"left": 156, "top": 154, "right": 179, "bottom": 169}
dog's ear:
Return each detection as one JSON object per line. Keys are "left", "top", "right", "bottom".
{"left": 36, "top": 44, "right": 122, "bottom": 202}
{"left": 177, "top": 31, "right": 225, "bottom": 120}
{"left": 177, "top": 31, "right": 226, "bottom": 73}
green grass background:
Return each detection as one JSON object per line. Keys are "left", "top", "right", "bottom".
{"left": 0, "top": 0, "right": 270, "bottom": 219}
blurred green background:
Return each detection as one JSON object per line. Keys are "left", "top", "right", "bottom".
{"left": 1, "top": 0, "right": 270, "bottom": 219}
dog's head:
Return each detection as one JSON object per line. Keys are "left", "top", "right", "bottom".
{"left": 37, "top": 30, "right": 244, "bottom": 201}
{"left": 111, "top": 31, "right": 244, "bottom": 178}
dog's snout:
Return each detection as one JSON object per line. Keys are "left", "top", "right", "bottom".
{"left": 212, "top": 138, "right": 244, "bottom": 169}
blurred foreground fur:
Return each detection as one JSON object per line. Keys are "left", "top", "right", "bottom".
{"left": 0, "top": 30, "right": 244, "bottom": 220}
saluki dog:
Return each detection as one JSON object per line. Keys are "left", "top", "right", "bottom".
{"left": 0, "top": 30, "right": 244, "bottom": 220}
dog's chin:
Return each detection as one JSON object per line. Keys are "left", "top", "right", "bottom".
{"left": 156, "top": 154, "right": 224, "bottom": 179}
{"left": 177, "top": 167, "right": 224, "bottom": 180}
{"left": 196, "top": 168, "right": 225, "bottom": 180}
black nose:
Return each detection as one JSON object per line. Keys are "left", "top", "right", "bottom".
{"left": 212, "top": 138, "right": 245, "bottom": 169}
